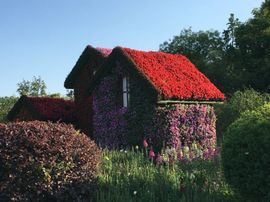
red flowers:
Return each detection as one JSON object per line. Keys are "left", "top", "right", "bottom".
{"left": 28, "top": 97, "right": 75, "bottom": 122}
{"left": 143, "top": 139, "right": 148, "bottom": 148}
{"left": 143, "top": 139, "right": 155, "bottom": 158}
{"left": 123, "top": 48, "right": 225, "bottom": 101}
{"left": 149, "top": 149, "right": 155, "bottom": 158}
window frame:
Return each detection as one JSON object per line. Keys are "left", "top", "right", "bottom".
{"left": 122, "top": 76, "right": 130, "bottom": 107}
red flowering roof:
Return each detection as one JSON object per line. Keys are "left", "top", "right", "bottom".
{"left": 7, "top": 96, "right": 76, "bottom": 123}
{"left": 121, "top": 48, "right": 225, "bottom": 101}
{"left": 28, "top": 97, "right": 75, "bottom": 122}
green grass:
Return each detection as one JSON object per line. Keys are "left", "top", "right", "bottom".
{"left": 95, "top": 148, "right": 239, "bottom": 202}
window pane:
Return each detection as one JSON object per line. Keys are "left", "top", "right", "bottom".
{"left": 123, "top": 92, "right": 128, "bottom": 107}
{"left": 122, "top": 76, "right": 129, "bottom": 107}
{"left": 123, "top": 77, "right": 127, "bottom": 91}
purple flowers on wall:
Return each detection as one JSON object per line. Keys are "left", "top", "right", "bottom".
{"left": 93, "top": 75, "right": 129, "bottom": 148}
{"left": 146, "top": 104, "right": 216, "bottom": 151}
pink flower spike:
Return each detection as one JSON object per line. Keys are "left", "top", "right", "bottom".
{"left": 156, "top": 154, "right": 163, "bottom": 165}
{"left": 149, "top": 149, "right": 155, "bottom": 158}
{"left": 143, "top": 139, "right": 148, "bottom": 148}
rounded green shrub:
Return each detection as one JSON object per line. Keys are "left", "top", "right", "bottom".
{"left": 0, "top": 121, "right": 101, "bottom": 201}
{"left": 221, "top": 103, "right": 270, "bottom": 201}
{"left": 215, "top": 89, "right": 270, "bottom": 142}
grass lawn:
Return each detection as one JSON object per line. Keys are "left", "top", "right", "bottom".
{"left": 95, "top": 148, "right": 240, "bottom": 202}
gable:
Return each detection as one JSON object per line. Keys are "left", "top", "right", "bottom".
{"left": 64, "top": 46, "right": 112, "bottom": 89}
{"left": 89, "top": 47, "right": 155, "bottom": 94}
{"left": 7, "top": 96, "right": 41, "bottom": 121}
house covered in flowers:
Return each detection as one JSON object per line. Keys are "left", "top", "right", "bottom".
{"left": 7, "top": 95, "right": 75, "bottom": 124}
{"left": 66, "top": 46, "right": 225, "bottom": 150}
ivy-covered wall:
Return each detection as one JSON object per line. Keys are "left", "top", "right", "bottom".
{"left": 74, "top": 65, "right": 94, "bottom": 136}
{"left": 72, "top": 49, "right": 108, "bottom": 137}
{"left": 93, "top": 61, "right": 217, "bottom": 150}
{"left": 93, "top": 60, "right": 157, "bottom": 148}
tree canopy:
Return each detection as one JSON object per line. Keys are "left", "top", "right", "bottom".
{"left": 17, "top": 76, "right": 47, "bottom": 96}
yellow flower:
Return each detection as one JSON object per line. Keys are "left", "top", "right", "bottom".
{"left": 183, "top": 146, "right": 189, "bottom": 153}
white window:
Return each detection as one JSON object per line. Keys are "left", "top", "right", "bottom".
{"left": 122, "top": 76, "right": 130, "bottom": 107}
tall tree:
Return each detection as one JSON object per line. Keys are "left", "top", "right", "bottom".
{"left": 234, "top": 0, "right": 270, "bottom": 92}
{"left": 17, "top": 76, "right": 47, "bottom": 96}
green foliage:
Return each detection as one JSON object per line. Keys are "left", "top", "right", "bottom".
{"left": 66, "top": 90, "right": 74, "bottom": 99}
{"left": 0, "top": 121, "right": 101, "bottom": 201}
{"left": 96, "top": 148, "right": 236, "bottom": 202}
{"left": 233, "top": 1, "right": 270, "bottom": 92}
{"left": 0, "top": 96, "right": 18, "bottom": 122}
{"left": 221, "top": 103, "right": 270, "bottom": 201}
{"left": 215, "top": 89, "right": 270, "bottom": 140}
{"left": 17, "top": 76, "right": 47, "bottom": 96}
{"left": 223, "top": 14, "right": 240, "bottom": 47}
{"left": 48, "top": 93, "right": 61, "bottom": 98}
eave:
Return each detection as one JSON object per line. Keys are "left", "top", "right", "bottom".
{"left": 157, "top": 100, "right": 224, "bottom": 105}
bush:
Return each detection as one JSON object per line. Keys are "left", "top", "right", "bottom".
{"left": 216, "top": 89, "right": 270, "bottom": 142}
{"left": 0, "top": 121, "right": 101, "bottom": 201}
{"left": 221, "top": 103, "right": 270, "bottom": 201}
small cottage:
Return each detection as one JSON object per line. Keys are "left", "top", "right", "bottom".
{"left": 64, "top": 45, "right": 112, "bottom": 135}
{"left": 88, "top": 47, "right": 225, "bottom": 149}
{"left": 7, "top": 95, "right": 76, "bottom": 124}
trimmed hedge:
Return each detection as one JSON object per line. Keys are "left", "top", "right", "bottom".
{"left": 0, "top": 121, "right": 101, "bottom": 201}
{"left": 221, "top": 103, "right": 270, "bottom": 201}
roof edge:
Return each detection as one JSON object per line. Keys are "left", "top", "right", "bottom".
{"left": 117, "top": 47, "right": 162, "bottom": 94}
{"left": 64, "top": 45, "right": 108, "bottom": 89}
{"left": 87, "top": 46, "right": 160, "bottom": 94}
{"left": 157, "top": 100, "right": 224, "bottom": 105}
{"left": 7, "top": 95, "right": 42, "bottom": 121}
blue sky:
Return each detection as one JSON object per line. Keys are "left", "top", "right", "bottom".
{"left": 0, "top": 0, "right": 264, "bottom": 96}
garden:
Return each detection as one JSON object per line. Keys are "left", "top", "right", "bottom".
{"left": 1, "top": 89, "right": 269, "bottom": 202}
{"left": 1, "top": 1, "right": 270, "bottom": 201}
